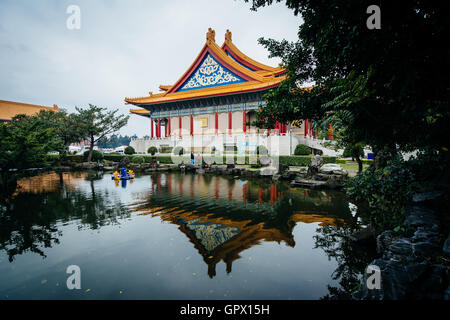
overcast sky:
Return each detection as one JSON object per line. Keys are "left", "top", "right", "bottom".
{"left": 0, "top": 0, "right": 302, "bottom": 137}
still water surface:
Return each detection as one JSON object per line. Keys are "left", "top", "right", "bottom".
{"left": 0, "top": 171, "right": 374, "bottom": 299}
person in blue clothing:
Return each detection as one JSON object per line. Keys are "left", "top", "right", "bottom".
{"left": 190, "top": 152, "right": 194, "bottom": 165}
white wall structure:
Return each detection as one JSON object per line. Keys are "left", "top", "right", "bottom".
{"left": 130, "top": 131, "right": 341, "bottom": 156}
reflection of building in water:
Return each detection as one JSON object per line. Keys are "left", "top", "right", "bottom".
{"left": 291, "top": 212, "right": 345, "bottom": 226}
{"left": 138, "top": 207, "right": 295, "bottom": 278}
{"left": 14, "top": 172, "right": 88, "bottom": 195}
{"left": 182, "top": 218, "right": 241, "bottom": 252}
{"left": 133, "top": 173, "right": 349, "bottom": 277}
{"left": 132, "top": 172, "right": 285, "bottom": 209}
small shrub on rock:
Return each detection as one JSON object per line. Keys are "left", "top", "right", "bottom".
{"left": 124, "top": 146, "right": 135, "bottom": 155}
{"left": 294, "top": 144, "right": 311, "bottom": 155}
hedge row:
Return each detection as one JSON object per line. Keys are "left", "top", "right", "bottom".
{"left": 279, "top": 155, "right": 337, "bottom": 166}
{"left": 62, "top": 154, "right": 337, "bottom": 167}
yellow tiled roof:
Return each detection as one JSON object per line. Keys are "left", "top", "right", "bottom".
{"left": 0, "top": 99, "right": 60, "bottom": 121}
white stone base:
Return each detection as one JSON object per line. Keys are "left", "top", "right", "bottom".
{"left": 130, "top": 133, "right": 342, "bottom": 156}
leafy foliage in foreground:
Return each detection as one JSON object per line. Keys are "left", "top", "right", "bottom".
{"left": 346, "top": 156, "right": 418, "bottom": 229}
{"left": 248, "top": 0, "right": 449, "bottom": 156}
{"left": 246, "top": 0, "right": 450, "bottom": 228}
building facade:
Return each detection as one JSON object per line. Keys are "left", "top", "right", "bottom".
{"left": 126, "top": 28, "right": 328, "bottom": 155}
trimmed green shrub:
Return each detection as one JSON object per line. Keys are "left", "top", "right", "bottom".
{"left": 83, "top": 150, "right": 103, "bottom": 162}
{"left": 148, "top": 146, "right": 158, "bottom": 155}
{"left": 103, "top": 154, "right": 126, "bottom": 162}
{"left": 124, "top": 146, "right": 135, "bottom": 155}
{"left": 156, "top": 156, "right": 173, "bottom": 164}
{"left": 65, "top": 154, "right": 84, "bottom": 163}
{"left": 294, "top": 144, "right": 311, "bottom": 155}
{"left": 131, "top": 156, "right": 145, "bottom": 164}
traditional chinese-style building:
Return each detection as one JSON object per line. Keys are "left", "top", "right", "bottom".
{"left": 125, "top": 28, "right": 327, "bottom": 155}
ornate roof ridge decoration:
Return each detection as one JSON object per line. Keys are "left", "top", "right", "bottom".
{"left": 125, "top": 28, "right": 287, "bottom": 110}
{"left": 221, "top": 29, "right": 284, "bottom": 74}
{"left": 159, "top": 85, "right": 172, "bottom": 92}
{"left": 206, "top": 27, "right": 215, "bottom": 44}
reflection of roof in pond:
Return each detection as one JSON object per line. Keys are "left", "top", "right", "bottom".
{"left": 135, "top": 206, "right": 295, "bottom": 278}
{"left": 14, "top": 172, "right": 88, "bottom": 195}
{"left": 180, "top": 218, "right": 241, "bottom": 252}
{"left": 291, "top": 212, "right": 345, "bottom": 227}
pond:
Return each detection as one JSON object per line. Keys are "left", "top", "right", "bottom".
{"left": 0, "top": 171, "right": 376, "bottom": 300}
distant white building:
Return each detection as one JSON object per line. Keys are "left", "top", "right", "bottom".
{"left": 114, "top": 146, "right": 128, "bottom": 154}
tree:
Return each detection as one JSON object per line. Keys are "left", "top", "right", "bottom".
{"left": 32, "top": 109, "right": 84, "bottom": 152}
{"left": 248, "top": 0, "right": 449, "bottom": 163}
{"left": 0, "top": 113, "right": 65, "bottom": 192}
{"left": 74, "top": 105, "right": 129, "bottom": 162}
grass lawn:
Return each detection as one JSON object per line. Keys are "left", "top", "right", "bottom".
{"left": 339, "top": 162, "right": 370, "bottom": 175}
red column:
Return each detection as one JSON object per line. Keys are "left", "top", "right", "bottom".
{"left": 304, "top": 119, "right": 309, "bottom": 136}
{"left": 151, "top": 118, "right": 154, "bottom": 139}
{"left": 157, "top": 118, "right": 161, "bottom": 138}
{"left": 215, "top": 112, "right": 218, "bottom": 135}
{"left": 168, "top": 117, "right": 171, "bottom": 137}
{"left": 228, "top": 111, "right": 232, "bottom": 135}
{"left": 243, "top": 110, "right": 247, "bottom": 133}
{"left": 179, "top": 116, "right": 182, "bottom": 138}
{"left": 270, "top": 185, "right": 275, "bottom": 205}
{"left": 328, "top": 123, "right": 333, "bottom": 139}
{"left": 190, "top": 114, "right": 193, "bottom": 136}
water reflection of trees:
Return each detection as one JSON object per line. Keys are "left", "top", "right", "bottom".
{"left": 313, "top": 224, "right": 377, "bottom": 300}
{"left": 0, "top": 172, "right": 129, "bottom": 262}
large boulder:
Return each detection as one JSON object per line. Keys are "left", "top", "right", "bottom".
{"left": 311, "top": 154, "right": 323, "bottom": 168}
{"left": 443, "top": 235, "right": 450, "bottom": 257}
{"left": 319, "top": 163, "right": 343, "bottom": 174}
